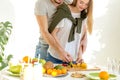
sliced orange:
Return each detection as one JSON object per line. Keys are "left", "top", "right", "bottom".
{"left": 22, "top": 56, "right": 31, "bottom": 63}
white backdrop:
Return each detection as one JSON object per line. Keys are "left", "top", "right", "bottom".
{"left": 0, "top": 0, "right": 120, "bottom": 66}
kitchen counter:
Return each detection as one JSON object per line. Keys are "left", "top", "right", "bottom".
{"left": 0, "top": 67, "right": 97, "bottom": 80}
{"left": 0, "top": 66, "right": 120, "bottom": 80}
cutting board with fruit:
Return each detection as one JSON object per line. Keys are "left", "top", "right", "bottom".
{"left": 42, "top": 61, "right": 100, "bottom": 77}
{"left": 61, "top": 62, "right": 100, "bottom": 71}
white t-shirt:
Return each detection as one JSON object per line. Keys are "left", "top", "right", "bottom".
{"left": 34, "top": 0, "right": 56, "bottom": 25}
{"left": 48, "top": 12, "right": 86, "bottom": 60}
{"left": 34, "top": 0, "right": 56, "bottom": 44}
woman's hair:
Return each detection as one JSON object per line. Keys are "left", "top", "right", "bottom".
{"left": 70, "top": 0, "right": 93, "bottom": 34}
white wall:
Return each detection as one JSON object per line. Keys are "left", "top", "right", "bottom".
{"left": 0, "top": 0, "right": 39, "bottom": 59}
{"left": 85, "top": 0, "right": 120, "bottom": 66}
{"left": 99, "top": 0, "right": 120, "bottom": 64}
{"left": 0, "top": 0, "right": 120, "bottom": 66}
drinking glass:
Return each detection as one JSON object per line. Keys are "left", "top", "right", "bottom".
{"left": 20, "top": 63, "right": 34, "bottom": 80}
{"left": 116, "top": 59, "right": 120, "bottom": 75}
{"left": 107, "top": 57, "right": 120, "bottom": 75}
{"left": 107, "top": 57, "right": 112, "bottom": 73}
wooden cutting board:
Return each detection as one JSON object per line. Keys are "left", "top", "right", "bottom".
{"left": 64, "top": 66, "right": 101, "bottom": 71}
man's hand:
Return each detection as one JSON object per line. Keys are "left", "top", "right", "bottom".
{"left": 59, "top": 51, "right": 73, "bottom": 63}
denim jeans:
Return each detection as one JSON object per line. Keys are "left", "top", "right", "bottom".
{"left": 46, "top": 53, "right": 76, "bottom": 64}
{"left": 35, "top": 41, "right": 49, "bottom": 60}
{"left": 46, "top": 53, "right": 64, "bottom": 64}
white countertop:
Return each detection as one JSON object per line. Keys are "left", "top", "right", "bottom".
{"left": 0, "top": 67, "right": 97, "bottom": 80}
{"left": 0, "top": 66, "right": 120, "bottom": 80}
{"left": 0, "top": 71, "right": 91, "bottom": 80}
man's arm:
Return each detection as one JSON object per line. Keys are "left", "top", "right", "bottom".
{"left": 51, "top": 28, "right": 73, "bottom": 62}
{"left": 35, "top": 15, "right": 72, "bottom": 62}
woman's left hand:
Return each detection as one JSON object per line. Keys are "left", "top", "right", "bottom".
{"left": 76, "top": 45, "right": 83, "bottom": 63}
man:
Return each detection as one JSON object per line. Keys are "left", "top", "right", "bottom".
{"left": 34, "top": 0, "right": 87, "bottom": 63}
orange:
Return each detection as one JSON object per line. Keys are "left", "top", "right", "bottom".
{"left": 99, "top": 71, "right": 109, "bottom": 80}
{"left": 61, "top": 68, "right": 67, "bottom": 74}
{"left": 57, "top": 69, "right": 62, "bottom": 75}
{"left": 77, "top": 63, "right": 81, "bottom": 67}
{"left": 22, "top": 56, "right": 31, "bottom": 63}
{"left": 51, "top": 71, "right": 57, "bottom": 77}
{"left": 47, "top": 68, "right": 53, "bottom": 75}
{"left": 80, "top": 62, "right": 87, "bottom": 69}
{"left": 53, "top": 69, "right": 56, "bottom": 70}
{"left": 72, "top": 64, "right": 77, "bottom": 68}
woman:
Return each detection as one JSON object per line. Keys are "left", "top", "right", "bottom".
{"left": 47, "top": 0, "right": 93, "bottom": 64}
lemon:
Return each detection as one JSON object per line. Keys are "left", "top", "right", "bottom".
{"left": 51, "top": 71, "right": 57, "bottom": 77}
{"left": 42, "top": 67, "right": 46, "bottom": 74}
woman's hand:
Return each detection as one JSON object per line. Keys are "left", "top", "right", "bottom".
{"left": 76, "top": 46, "right": 83, "bottom": 63}
{"left": 76, "top": 56, "right": 83, "bottom": 63}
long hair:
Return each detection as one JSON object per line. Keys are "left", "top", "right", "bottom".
{"left": 70, "top": 0, "right": 93, "bottom": 34}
